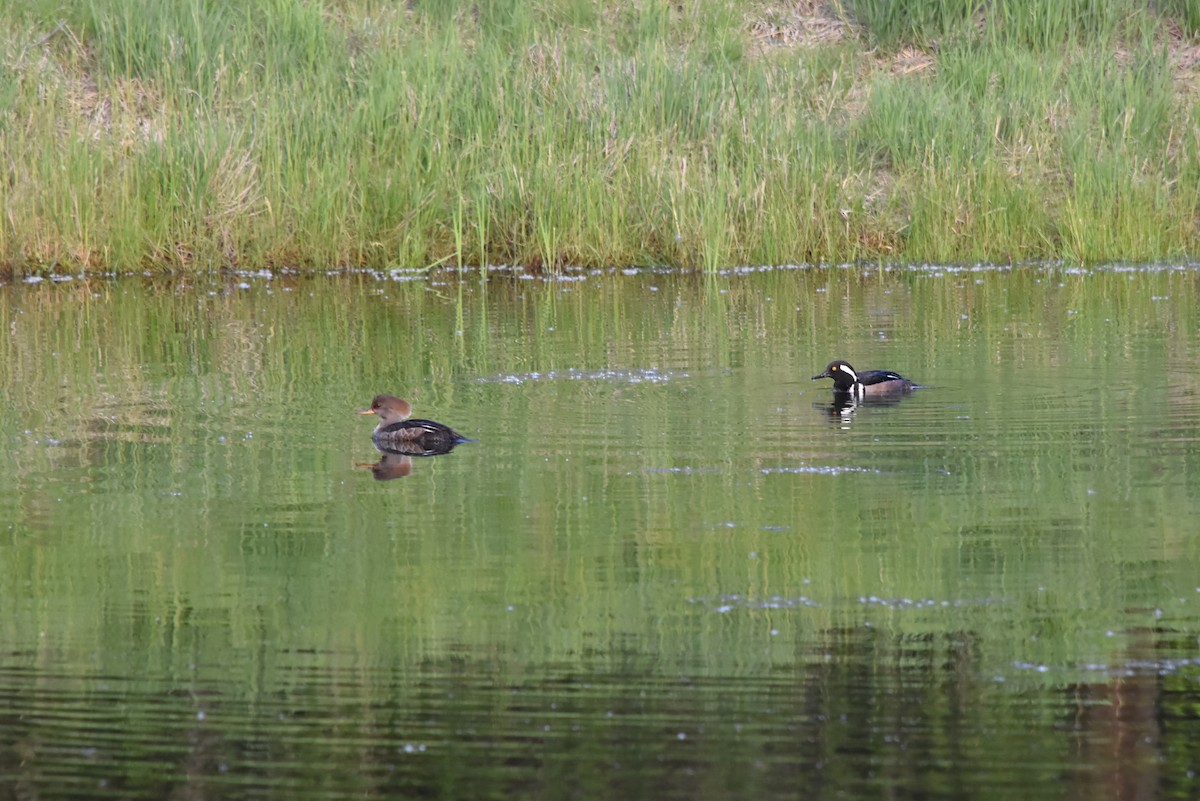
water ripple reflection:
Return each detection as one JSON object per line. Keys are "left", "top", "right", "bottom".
{"left": 5, "top": 266, "right": 1200, "bottom": 799}
{"left": 476, "top": 367, "right": 685, "bottom": 384}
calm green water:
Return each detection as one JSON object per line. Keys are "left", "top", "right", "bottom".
{"left": 2, "top": 265, "right": 1200, "bottom": 799}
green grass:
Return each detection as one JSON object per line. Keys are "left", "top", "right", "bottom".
{"left": 1, "top": 0, "right": 1199, "bottom": 273}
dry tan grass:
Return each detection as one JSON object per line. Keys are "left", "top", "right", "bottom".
{"left": 747, "top": 1, "right": 851, "bottom": 51}
{"left": 888, "top": 46, "right": 935, "bottom": 77}
{"left": 70, "top": 75, "right": 167, "bottom": 147}
{"left": 1165, "top": 22, "right": 1200, "bottom": 100}
{"left": 13, "top": 22, "right": 169, "bottom": 149}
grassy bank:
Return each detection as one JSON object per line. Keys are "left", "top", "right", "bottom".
{"left": 1, "top": 0, "right": 1199, "bottom": 273}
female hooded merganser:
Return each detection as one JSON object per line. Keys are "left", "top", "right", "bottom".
{"left": 812, "top": 360, "right": 915, "bottom": 400}
{"left": 358, "top": 394, "right": 472, "bottom": 450}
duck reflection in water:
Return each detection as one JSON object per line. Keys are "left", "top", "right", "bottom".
{"left": 358, "top": 394, "right": 472, "bottom": 480}
{"left": 360, "top": 450, "right": 416, "bottom": 481}
{"left": 359, "top": 440, "right": 463, "bottom": 481}
{"left": 816, "top": 390, "right": 911, "bottom": 420}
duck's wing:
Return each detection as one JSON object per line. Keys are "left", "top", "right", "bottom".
{"left": 857, "top": 370, "right": 908, "bottom": 386}
{"left": 376, "top": 419, "right": 471, "bottom": 445}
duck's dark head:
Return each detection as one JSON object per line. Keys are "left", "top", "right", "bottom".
{"left": 812, "top": 360, "right": 859, "bottom": 392}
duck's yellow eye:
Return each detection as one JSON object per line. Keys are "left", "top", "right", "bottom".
{"left": 831, "top": 364, "right": 839, "bottom": 371}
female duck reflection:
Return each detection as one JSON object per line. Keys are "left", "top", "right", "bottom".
{"left": 358, "top": 394, "right": 472, "bottom": 480}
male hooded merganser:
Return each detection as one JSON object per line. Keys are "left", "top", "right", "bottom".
{"left": 812, "top": 360, "right": 915, "bottom": 400}
{"left": 358, "top": 394, "right": 472, "bottom": 449}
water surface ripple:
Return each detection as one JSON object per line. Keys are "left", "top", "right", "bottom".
{"left": 2, "top": 264, "right": 1200, "bottom": 799}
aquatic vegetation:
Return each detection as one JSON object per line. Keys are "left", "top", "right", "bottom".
{"left": 1, "top": 0, "right": 1199, "bottom": 273}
